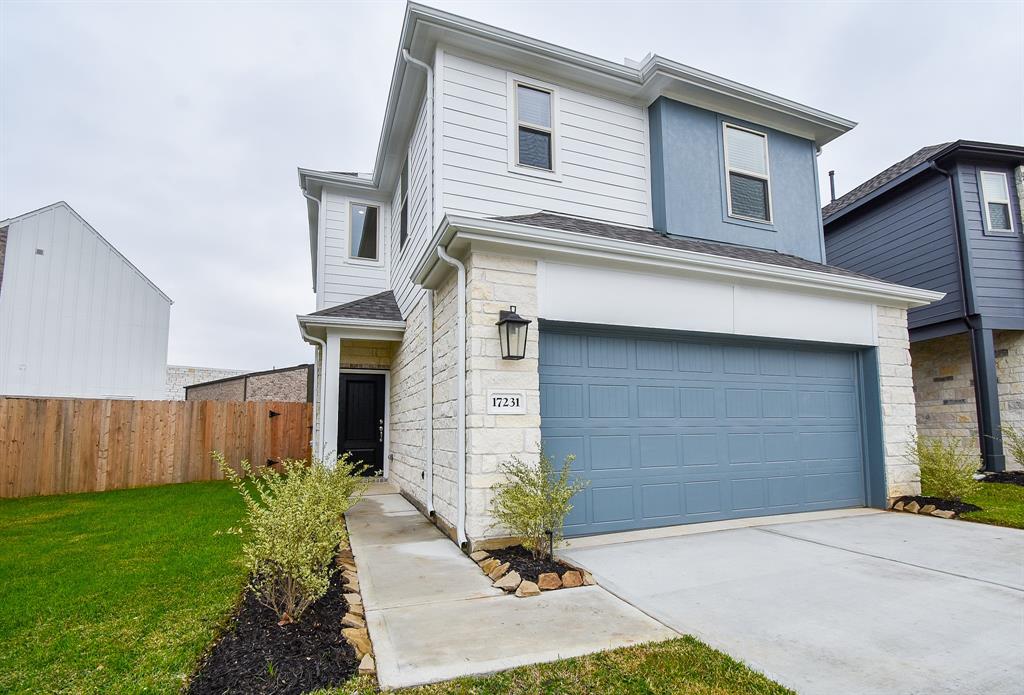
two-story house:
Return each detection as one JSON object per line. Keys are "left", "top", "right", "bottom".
{"left": 296, "top": 3, "right": 942, "bottom": 549}
{"left": 824, "top": 141, "right": 1024, "bottom": 471}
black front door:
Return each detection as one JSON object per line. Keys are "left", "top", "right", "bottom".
{"left": 338, "top": 373, "right": 385, "bottom": 476}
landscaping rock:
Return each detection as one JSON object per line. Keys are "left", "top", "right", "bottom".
{"left": 342, "top": 613, "right": 365, "bottom": 629}
{"left": 470, "top": 550, "right": 490, "bottom": 563}
{"left": 348, "top": 603, "right": 364, "bottom": 617}
{"left": 344, "top": 580, "right": 360, "bottom": 592}
{"left": 905, "top": 501, "right": 921, "bottom": 514}
{"left": 480, "top": 558, "right": 500, "bottom": 574}
{"left": 344, "top": 593, "right": 362, "bottom": 605}
{"left": 920, "top": 504, "right": 937, "bottom": 515}
{"left": 561, "top": 570, "right": 583, "bottom": 588}
{"left": 487, "top": 562, "right": 511, "bottom": 581}
{"left": 892, "top": 501, "right": 905, "bottom": 511}
{"left": 515, "top": 580, "right": 540, "bottom": 597}
{"left": 340, "top": 561, "right": 358, "bottom": 573}
{"left": 582, "top": 571, "right": 596, "bottom": 586}
{"left": 342, "top": 570, "right": 358, "bottom": 583}
{"left": 342, "top": 627, "right": 372, "bottom": 659}
{"left": 537, "top": 572, "right": 562, "bottom": 590}
{"left": 358, "top": 655, "right": 376, "bottom": 676}
{"left": 933, "top": 509, "right": 957, "bottom": 519}
{"left": 493, "top": 570, "right": 522, "bottom": 591}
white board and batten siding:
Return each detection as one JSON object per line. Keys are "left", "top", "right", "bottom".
{"left": 439, "top": 50, "right": 653, "bottom": 228}
{"left": 0, "top": 202, "right": 171, "bottom": 399}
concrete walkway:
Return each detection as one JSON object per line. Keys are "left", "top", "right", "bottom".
{"left": 561, "top": 512, "right": 1024, "bottom": 695}
{"left": 346, "top": 491, "right": 676, "bottom": 690}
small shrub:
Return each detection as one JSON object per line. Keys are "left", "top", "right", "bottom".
{"left": 1002, "top": 425, "right": 1024, "bottom": 470}
{"left": 490, "top": 448, "right": 588, "bottom": 559}
{"left": 216, "top": 452, "right": 370, "bottom": 623}
{"left": 908, "top": 436, "right": 982, "bottom": 501}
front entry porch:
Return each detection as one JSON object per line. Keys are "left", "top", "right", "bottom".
{"left": 297, "top": 291, "right": 405, "bottom": 473}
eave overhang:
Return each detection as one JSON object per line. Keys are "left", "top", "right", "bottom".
{"left": 297, "top": 314, "right": 406, "bottom": 342}
{"left": 413, "top": 215, "right": 945, "bottom": 310}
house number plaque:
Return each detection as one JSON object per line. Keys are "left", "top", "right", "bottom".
{"left": 487, "top": 390, "right": 527, "bottom": 415}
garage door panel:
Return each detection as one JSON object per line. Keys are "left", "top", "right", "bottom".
{"left": 541, "top": 327, "right": 868, "bottom": 536}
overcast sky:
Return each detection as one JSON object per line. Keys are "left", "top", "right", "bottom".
{"left": 2, "top": 1, "right": 1021, "bottom": 370}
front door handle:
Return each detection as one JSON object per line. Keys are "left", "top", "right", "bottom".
{"left": 379, "top": 419, "right": 384, "bottom": 443}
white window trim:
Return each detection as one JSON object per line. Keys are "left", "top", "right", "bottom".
{"left": 506, "top": 72, "right": 561, "bottom": 181}
{"left": 347, "top": 200, "right": 382, "bottom": 265}
{"left": 723, "top": 122, "right": 773, "bottom": 224}
{"left": 979, "top": 170, "right": 1014, "bottom": 234}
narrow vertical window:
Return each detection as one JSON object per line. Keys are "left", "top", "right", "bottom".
{"left": 515, "top": 84, "right": 553, "bottom": 170}
{"left": 398, "top": 159, "right": 409, "bottom": 248}
{"left": 980, "top": 170, "right": 1013, "bottom": 233}
{"left": 349, "top": 203, "right": 379, "bottom": 260}
{"left": 724, "top": 124, "right": 771, "bottom": 223}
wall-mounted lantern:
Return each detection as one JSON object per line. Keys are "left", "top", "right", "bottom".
{"left": 496, "top": 305, "right": 531, "bottom": 360}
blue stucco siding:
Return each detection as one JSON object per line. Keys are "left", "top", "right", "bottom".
{"left": 648, "top": 96, "right": 825, "bottom": 263}
{"left": 539, "top": 324, "right": 870, "bottom": 536}
{"left": 955, "top": 161, "right": 1024, "bottom": 329}
{"left": 824, "top": 171, "right": 965, "bottom": 332}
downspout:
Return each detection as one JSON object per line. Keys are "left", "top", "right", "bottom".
{"left": 401, "top": 48, "right": 437, "bottom": 515}
{"left": 299, "top": 323, "right": 327, "bottom": 462}
{"left": 436, "top": 245, "right": 467, "bottom": 547}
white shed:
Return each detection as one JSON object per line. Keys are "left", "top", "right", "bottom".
{"left": 0, "top": 202, "right": 172, "bottom": 399}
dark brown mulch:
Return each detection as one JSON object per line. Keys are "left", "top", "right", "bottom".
{"left": 894, "top": 495, "right": 981, "bottom": 516}
{"left": 187, "top": 570, "right": 357, "bottom": 695}
{"left": 983, "top": 471, "right": 1024, "bottom": 487}
{"left": 488, "top": 545, "right": 574, "bottom": 583}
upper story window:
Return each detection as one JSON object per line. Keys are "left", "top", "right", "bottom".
{"left": 980, "top": 170, "right": 1014, "bottom": 233}
{"left": 723, "top": 123, "right": 772, "bottom": 223}
{"left": 515, "top": 84, "right": 553, "bottom": 171}
{"left": 398, "top": 159, "right": 409, "bottom": 248}
{"left": 349, "top": 203, "right": 379, "bottom": 261}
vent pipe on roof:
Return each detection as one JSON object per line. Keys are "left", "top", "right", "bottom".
{"left": 828, "top": 170, "right": 837, "bottom": 203}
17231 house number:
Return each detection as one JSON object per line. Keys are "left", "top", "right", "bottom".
{"left": 486, "top": 390, "right": 527, "bottom": 415}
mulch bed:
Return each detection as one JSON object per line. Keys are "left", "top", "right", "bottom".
{"left": 982, "top": 471, "right": 1024, "bottom": 487}
{"left": 488, "top": 545, "right": 574, "bottom": 583}
{"left": 188, "top": 570, "right": 357, "bottom": 695}
{"left": 894, "top": 495, "right": 981, "bottom": 515}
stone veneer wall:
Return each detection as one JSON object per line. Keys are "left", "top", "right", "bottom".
{"left": 463, "top": 252, "right": 541, "bottom": 542}
{"left": 340, "top": 341, "right": 394, "bottom": 370}
{"left": 430, "top": 270, "right": 461, "bottom": 532}
{"left": 386, "top": 298, "right": 428, "bottom": 509}
{"left": 166, "top": 365, "right": 248, "bottom": 400}
{"left": 913, "top": 330, "right": 1024, "bottom": 469}
{"left": 876, "top": 306, "right": 922, "bottom": 498}
{"left": 244, "top": 366, "right": 311, "bottom": 402}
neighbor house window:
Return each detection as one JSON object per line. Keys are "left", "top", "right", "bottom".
{"left": 349, "top": 203, "right": 379, "bottom": 260}
{"left": 980, "top": 170, "right": 1013, "bottom": 233}
{"left": 724, "top": 123, "right": 772, "bottom": 223}
{"left": 398, "top": 160, "right": 409, "bottom": 248}
{"left": 515, "top": 84, "right": 553, "bottom": 170}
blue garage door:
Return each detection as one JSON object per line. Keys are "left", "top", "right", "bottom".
{"left": 539, "top": 326, "right": 867, "bottom": 536}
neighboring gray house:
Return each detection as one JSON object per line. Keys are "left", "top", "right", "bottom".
{"left": 823, "top": 141, "right": 1024, "bottom": 470}
{"left": 184, "top": 364, "right": 313, "bottom": 402}
{"left": 295, "top": 4, "right": 942, "bottom": 549}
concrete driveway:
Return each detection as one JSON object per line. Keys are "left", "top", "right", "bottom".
{"left": 560, "top": 511, "right": 1024, "bottom": 695}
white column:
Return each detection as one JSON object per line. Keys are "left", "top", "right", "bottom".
{"left": 320, "top": 330, "right": 342, "bottom": 467}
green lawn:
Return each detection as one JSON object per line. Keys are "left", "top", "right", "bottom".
{"left": 0, "top": 481, "right": 248, "bottom": 694}
{"left": 323, "top": 638, "right": 792, "bottom": 695}
{"left": 961, "top": 482, "right": 1024, "bottom": 529}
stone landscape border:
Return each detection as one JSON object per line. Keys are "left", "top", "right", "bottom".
{"left": 337, "top": 545, "right": 376, "bottom": 677}
{"left": 468, "top": 549, "right": 596, "bottom": 597}
{"left": 891, "top": 498, "right": 960, "bottom": 519}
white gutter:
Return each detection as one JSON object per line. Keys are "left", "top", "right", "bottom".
{"left": 298, "top": 323, "right": 328, "bottom": 462}
{"left": 400, "top": 48, "right": 438, "bottom": 515}
{"left": 435, "top": 244, "right": 466, "bottom": 546}
{"left": 424, "top": 290, "right": 434, "bottom": 514}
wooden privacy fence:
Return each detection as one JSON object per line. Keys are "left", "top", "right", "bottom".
{"left": 0, "top": 398, "right": 313, "bottom": 499}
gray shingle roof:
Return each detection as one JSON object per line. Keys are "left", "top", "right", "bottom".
{"left": 822, "top": 142, "right": 952, "bottom": 220}
{"left": 310, "top": 290, "right": 403, "bottom": 321}
{"left": 493, "top": 212, "right": 883, "bottom": 282}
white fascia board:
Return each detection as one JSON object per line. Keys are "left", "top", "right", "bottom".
{"left": 413, "top": 215, "right": 945, "bottom": 309}
{"left": 296, "top": 314, "right": 406, "bottom": 342}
